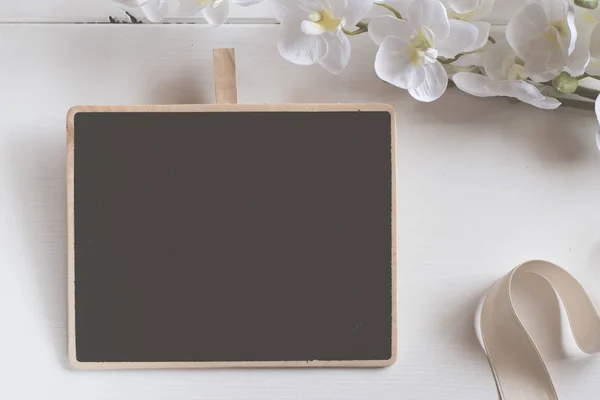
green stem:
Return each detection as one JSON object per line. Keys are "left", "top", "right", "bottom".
{"left": 343, "top": 21, "right": 368, "bottom": 35}
{"left": 342, "top": 26, "right": 368, "bottom": 35}
{"left": 579, "top": 72, "right": 600, "bottom": 80}
{"left": 439, "top": 54, "right": 461, "bottom": 64}
{"left": 574, "top": 85, "right": 600, "bottom": 100}
{"left": 558, "top": 98, "right": 596, "bottom": 111}
{"left": 376, "top": 3, "right": 403, "bottom": 19}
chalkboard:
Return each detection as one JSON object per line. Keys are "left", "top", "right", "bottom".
{"left": 66, "top": 104, "right": 396, "bottom": 369}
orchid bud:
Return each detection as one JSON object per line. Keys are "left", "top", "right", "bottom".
{"left": 552, "top": 72, "right": 579, "bottom": 93}
{"left": 575, "top": 0, "right": 598, "bottom": 9}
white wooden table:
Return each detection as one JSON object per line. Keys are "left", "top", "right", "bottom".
{"left": 2, "top": 1, "right": 600, "bottom": 399}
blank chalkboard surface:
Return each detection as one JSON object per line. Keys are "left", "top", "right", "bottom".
{"left": 66, "top": 104, "right": 396, "bottom": 369}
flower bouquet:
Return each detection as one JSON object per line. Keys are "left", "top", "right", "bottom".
{"left": 115, "top": 0, "right": 600, "bottom": 144}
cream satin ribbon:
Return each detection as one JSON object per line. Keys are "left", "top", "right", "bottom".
{"left": 477, "top": 260, "right": 600, "bottom": 399}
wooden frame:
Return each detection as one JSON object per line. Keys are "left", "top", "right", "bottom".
{"left": 66, "top": 103, "right": 397, "bottom": 369}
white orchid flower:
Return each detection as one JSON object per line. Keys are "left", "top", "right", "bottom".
{"left": 269, "top": 0, "right": 374, "bottom": 74}
{"left": 179, "top": 0, "right": 259, "bottom": 26}
{"left": 452, "top": 41, "right": 560, "bottom": 109}
{"left": 113, "top": 0, "right": 169, "bottom": 22}
{"left": 453, "top": 72, "right": 561, "bottom": 109}
{"left": 369, "top": 0, "right": 478, "bottom": 102}
{"left": 506, "top": 0, "right": 577, "bottom": 82}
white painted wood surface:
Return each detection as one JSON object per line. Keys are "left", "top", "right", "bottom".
{"left": 0, "top": 0, "right": 525, "bottom": 23}
{"left": 2, "top": 14, "right": 600, "bottom": 400}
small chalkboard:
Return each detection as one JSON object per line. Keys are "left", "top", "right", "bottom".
{"left": 67, "top": 104, "right": 396, "bottom": 369}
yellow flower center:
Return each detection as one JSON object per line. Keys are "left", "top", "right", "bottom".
{"left": 307, "top": 10, "right": 343, "bottom": 32}
{"left": 408, "top": 27, "right": 438, "bottom": 66}
{"left": 502, "top": 55, "right": 527, "bottom": 80}
{"left": 447, "top": 9, "right": 475, "bottom": 21}
{"left": 543, "top": 21, "right": 568, "bottom": 41}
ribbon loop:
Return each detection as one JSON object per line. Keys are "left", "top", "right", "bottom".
{"left": 478, "top": 260, "right": 600, "bottom": 399}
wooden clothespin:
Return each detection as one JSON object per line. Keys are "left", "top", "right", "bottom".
{"left": 212, "top": 48, "right": 238, "bottom": 104}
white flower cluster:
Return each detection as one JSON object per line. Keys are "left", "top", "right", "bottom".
{"left": 116, "top": 0, "right": 600, "bottom": 137}
{"left": 113, "top": 0, "right": 263, "bottom": 26}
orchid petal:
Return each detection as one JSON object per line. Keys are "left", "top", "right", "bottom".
{"left": 319, "top": 31, "right": 351, "bottom": 74}
{"left": 408, "top": 0, "right": 450, "bottom": 40}
{"left": 565, "top": 42, "right": 590, "bottom": 76}
{"left": 590, "top": 24, "right": 600, "bottom": 59}
{"left": 566, "top": 2, "right": 577, "bottom": 55}
{"left": 139, "top": 0, "right": 168, "bottom": 22}
{"left": 474, "top": 0, "right": 494, "bottom": 20}
{"left": 464, "top": 21, "right": 490, "bottom": 53}
{"left": 564, "top": 5, "right": 589, "bottom": 76}
{"left": 452, "top": 72, "right": 498, "bottom": 97}
{"left": 574, "top": 6, "right": 600, "bottom": 42}
{"left": 531, "top": 0, "right": 567, "bottom": 22}
{"left": 524, "top": 96, "right": 562, "bottom": 110}
{"left": 453, "top": 72, "right": 561, "bottom": 109}
{"left": 452, "top": 53, "right": 482, "bottom": 67}
{"left": 269, "top": 0, "right": 305, "bottom": 24}
{"left": 595, "top": 94, "right": 600, "bottom": 125}
{"left": 231, "top": 0, "right": 264, "bottom": 6}
{"left": 374, "top": 35, "right": 425, "bottom": 89}
{"left": 114, "top": 0, "right": 145, "bottom": 6}
{"left": 278, "top": 23, "right": 328, "bottom": 65}
{"left": 408, "top": 61, "right": 448, "bottom": 102}
{"left": 445, "top": 0, "right": 478, "bottom": 14}
{"left": 437, "top": 20, "right": 479, "bottom": 58}
{"left": 496, "top": 81, "right": 547, "bottom": 102}
{"left": 178, "top": 0, "right": 206, "bottom": 15}
{"left": 202, "top": 0, "right": 230, "bottom": 26}
{"left": 344, "top": 0, "right": 375, "bottom": 26}
{"left": 506, "top": 3, "right": 547, "bottom": 60}
{"left": 369, "top": 16, "right": 413, "bottom": 46}
{"left": 329, "top": 0, "right": 349, "bottom": 18}
{"left": 302, "top": 20, "right": 327, "bottom": 35}
{"left": 524, "top": 56, "right": 561, "bottom": 82}
{"left": 526, "top": 34, "right": 557, "bottom": 57}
